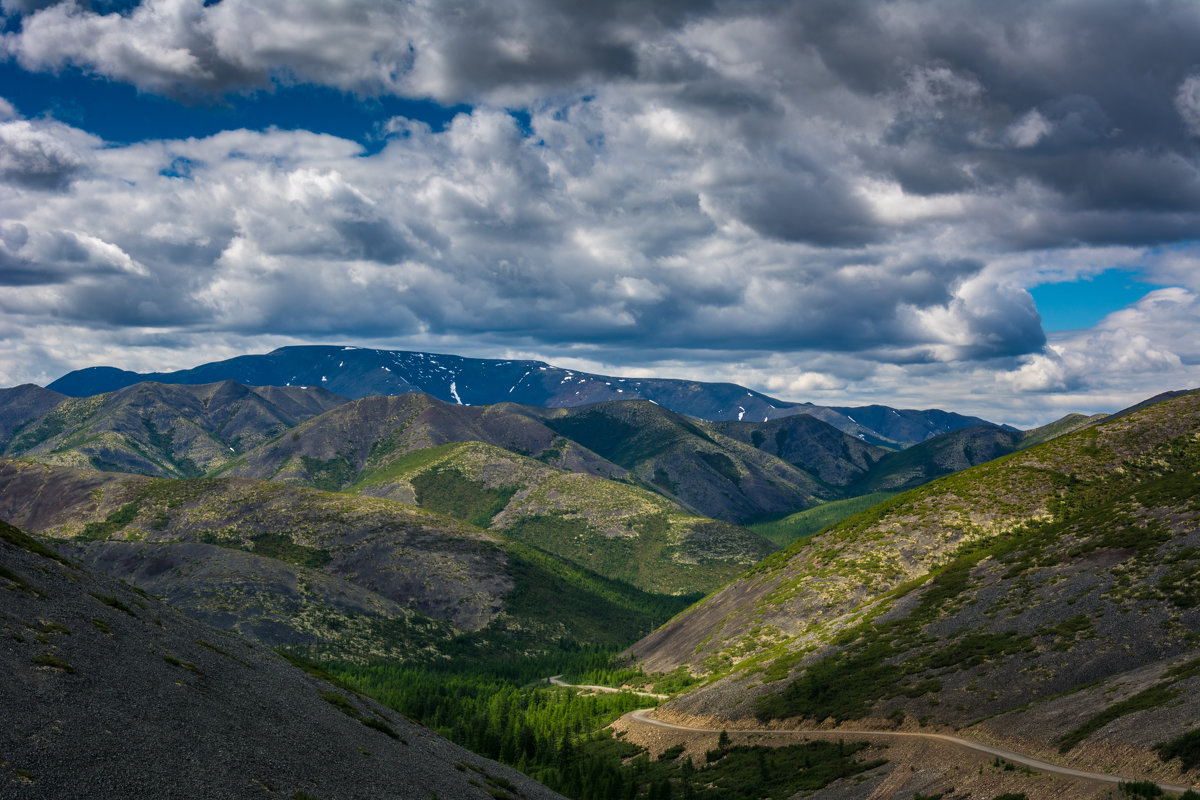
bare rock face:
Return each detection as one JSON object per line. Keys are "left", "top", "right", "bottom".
{"left": 0, "top": 519, "right": 565, "bottom": 800}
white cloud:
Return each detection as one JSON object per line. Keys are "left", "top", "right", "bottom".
{"left": 2, "top": 0, "right": 1199, "bottom": 424}
{"left": 1002, "top": 287, "right": 1196, "bottom": 397}
{"left": 0, "top": 116, "right": 97, "bottom": 189}
{"left": 1006, "top": 109, "right": 1053, "bottom": 148}
{"left": 1176, "top": 73, "right": 1200, "bottom": 137}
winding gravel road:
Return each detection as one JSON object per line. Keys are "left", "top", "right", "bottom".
{"left": 547, "top": 674, "right": 670, "bottom": 699}
{"left": 626, "top": 708, "right": 1197, "bottom": 795}
{"left": 547, "top": 675, "right": 1195, "bottom": 794}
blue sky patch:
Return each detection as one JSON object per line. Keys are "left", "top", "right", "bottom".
{"left": 0, "top": 62, "right": 466, "bottom": 149}
{"left": 1030, "top": 269, "right": 1165, "bottom": 332}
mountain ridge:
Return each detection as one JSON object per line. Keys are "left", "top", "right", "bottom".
{"left": 46, "top": 344, "right": 1003, "bottom": 447}
{"left": 625, "top": 388, "right": 1200, "bottom": 789}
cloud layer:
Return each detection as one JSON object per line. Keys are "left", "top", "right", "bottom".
{"left": 1, "top": 0, "right": 1199, "bottom": 424}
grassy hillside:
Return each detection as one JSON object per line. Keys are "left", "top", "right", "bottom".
{"left": 347, "top": 438, "right": 776, "bottom": 596}
{"left": 747, "top": 490, "right": 900, "bottom": 547}
{"left": 844, "top": 424, "right": 1024, "bottom": 494}
{"left": 0, "top": 458, "right": 692, "bottom": 660}
{"left": 630, "top": 390, "right": 1200, "bottom": 786}
{"left": 0, "top": 381, "right": 346, "bottom": 478}
{"left": 530, "top": 400, "right": 831, "bottom": 522}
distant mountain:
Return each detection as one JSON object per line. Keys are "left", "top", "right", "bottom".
{"left": 520, "top": 400, "right": 856, "bottom": 521}
{"left": 47, "top": 345, "right": 1000, "bottom": 446}
{"left": 828, "top": 403, "right": 1018, "bottom": 446}
{"left": 846, "top": 424, "right": 1024, "bottom": 493}
{"left": 0, "top": 383, "right": 66, "bottom": 445}
{"left": 710, "top": 413, "right": 885, "bottom": 487}
{"left": 218, "top": 390, "right": 886, "bottom": 521}
{"left": 208, "top": 393, "right": 781, "bottom": 590}
{"left": 628, "top": 388, "right": 1200, "bottom": 786}
{"left": 0, "top": 518, "right": 564, "bottom": 800}
{"left": 1, "top": 380, "right": 347, "bottom": 478}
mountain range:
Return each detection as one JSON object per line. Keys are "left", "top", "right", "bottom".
{"left": 7, "top": 344, "right": 1195, "bottom": 798}
{"left": 46, "top": 344, "right": 1004, "bottom": 447}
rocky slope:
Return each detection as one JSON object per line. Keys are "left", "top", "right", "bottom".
{"left": 711, "top": 412, "right": 886, "bottom": 487}
{"left": 47, "top": 344, "right": 999, "bottom": 444}
{"left": 0, "top": 459, "right": 687, "bottom": 658}
{"left": 0, "top": 518, "right": 564, "bottom": 800}
{"left": 629, "top": 389, "right": 1200, "bottom": 786}
{"left": 1, "top": 380, "right": 347, "bottom": 478}
{"left": 0, "top": 384, "right": 67, "bottom": 445}
{"left": 846, "top": 424, "right": 1025, "bottom": 493}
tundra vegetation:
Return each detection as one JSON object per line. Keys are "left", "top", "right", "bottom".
{"left": 3, "top": 374, "right": 1198, "bottom": 797}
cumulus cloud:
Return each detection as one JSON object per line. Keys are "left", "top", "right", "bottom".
{"left": 1, "top": 0, "right": 1199, "bottom": 420}
{"left": 0, "top": 116, "right": 96, "bottom": 189}
{"left": 3, "top": 0, "right": 706, "bottom": 101}
{"left": 1177, "top": 73, "right": 1200, "bottom": 137}
{"left": 1003, "top": 288, "right": 1196, "bottom": 395}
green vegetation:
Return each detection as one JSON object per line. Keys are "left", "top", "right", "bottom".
{"left": 162, "top": 654, "right": 199, "bottom": 672}
{"left": 754, "top": 538, "right": 1033, "bottom": 722}
{"left": 541, "top": 409, "right": 657, "bottom": 469}
{"left": 752, "top": 417, "right": 1200, "bottom": 727}
{"left": 465, "top": 544, "right": 696, "bottom": 655}
{"left": 324, "top": 649, "right": 879, "bottom": 800}
{"left": 1155, "top": 727, "right": 1200, "bottom": 771}
{"left": 1058, "top": 684, "right": 1182, "bottom": 753}
{"left": 0, "top": 563, "right": 33, "bottom": 593}
{"left": 78, "top": 501, "right": 141, "bottom": 541}
{"left": 90, "top": 592, "right": 137, "bottom": 617}
{"left": 7, "top": 404, "right": 73, "bottom": 452}
{"left": 197, "top": 530, "right": 333, "bottom": 569}
{"left": 320, "top": 690, "right": 401, "bottom": 739}
{"left": 1157, "top": 553, "right": 1200, "bottom": 609}
{"left": 412, "top": 466, "right": 517, "bottom": 528}
{"left": 301, "top": 453, "right": 357, "bottom": 491}
{"left": 355, "top": 442, "right": 456, "bottom": 488}
{"left": 33, "top": 652, "right": 74, "bottom": 672}
{"left": 501, "top": 509, "right": 757, "bottom": 596}
{"left": 142, "top": 417, "right": 202, "bottom": 477}
{"left": 0, "top": 520, "right": 71, "bottom": 565}
{"left": 748, "top": 491, "right": 900, "bottom": 547}
{"left": 1118, "top": 780, "right": 1163, "bottom": 797}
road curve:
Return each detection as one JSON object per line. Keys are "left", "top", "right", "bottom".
{"left": 626, "top": 708, "right": 1197, "bottom": 795}
{"left": 547, "top": 674, "right": 669, "bottom": 700}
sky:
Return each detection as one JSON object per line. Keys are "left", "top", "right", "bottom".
{"left": 1, "top": 1, "right": 1199, "bottom": 427}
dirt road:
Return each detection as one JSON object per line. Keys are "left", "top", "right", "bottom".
{"left": 625, "top": 707, "right": 1196, "bottom": 795}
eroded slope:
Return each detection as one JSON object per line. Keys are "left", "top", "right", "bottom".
{"left": 630, "top": 390, "right": 1200, "bottom": 784}
{"left": 0, "top": 519, "right": 564, "bottom": 800}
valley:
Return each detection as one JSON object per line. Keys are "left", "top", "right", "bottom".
{"left": 2, "top": 351, "right": 1197, "bottom": 799}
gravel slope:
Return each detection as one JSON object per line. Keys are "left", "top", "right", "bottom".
{"left": 0, "top": 519, "right": 563, "bottom": 800}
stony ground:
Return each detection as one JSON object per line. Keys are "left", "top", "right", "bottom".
{"left": 613, "top": 708, "right": 1158, "bottom": 800}
{"left": 0, "top": 520, "right": 563, "bottom": 800}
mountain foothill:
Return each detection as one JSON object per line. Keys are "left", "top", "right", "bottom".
{"left": 2, "top": 345, "right": 1197, "bottom": 798}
